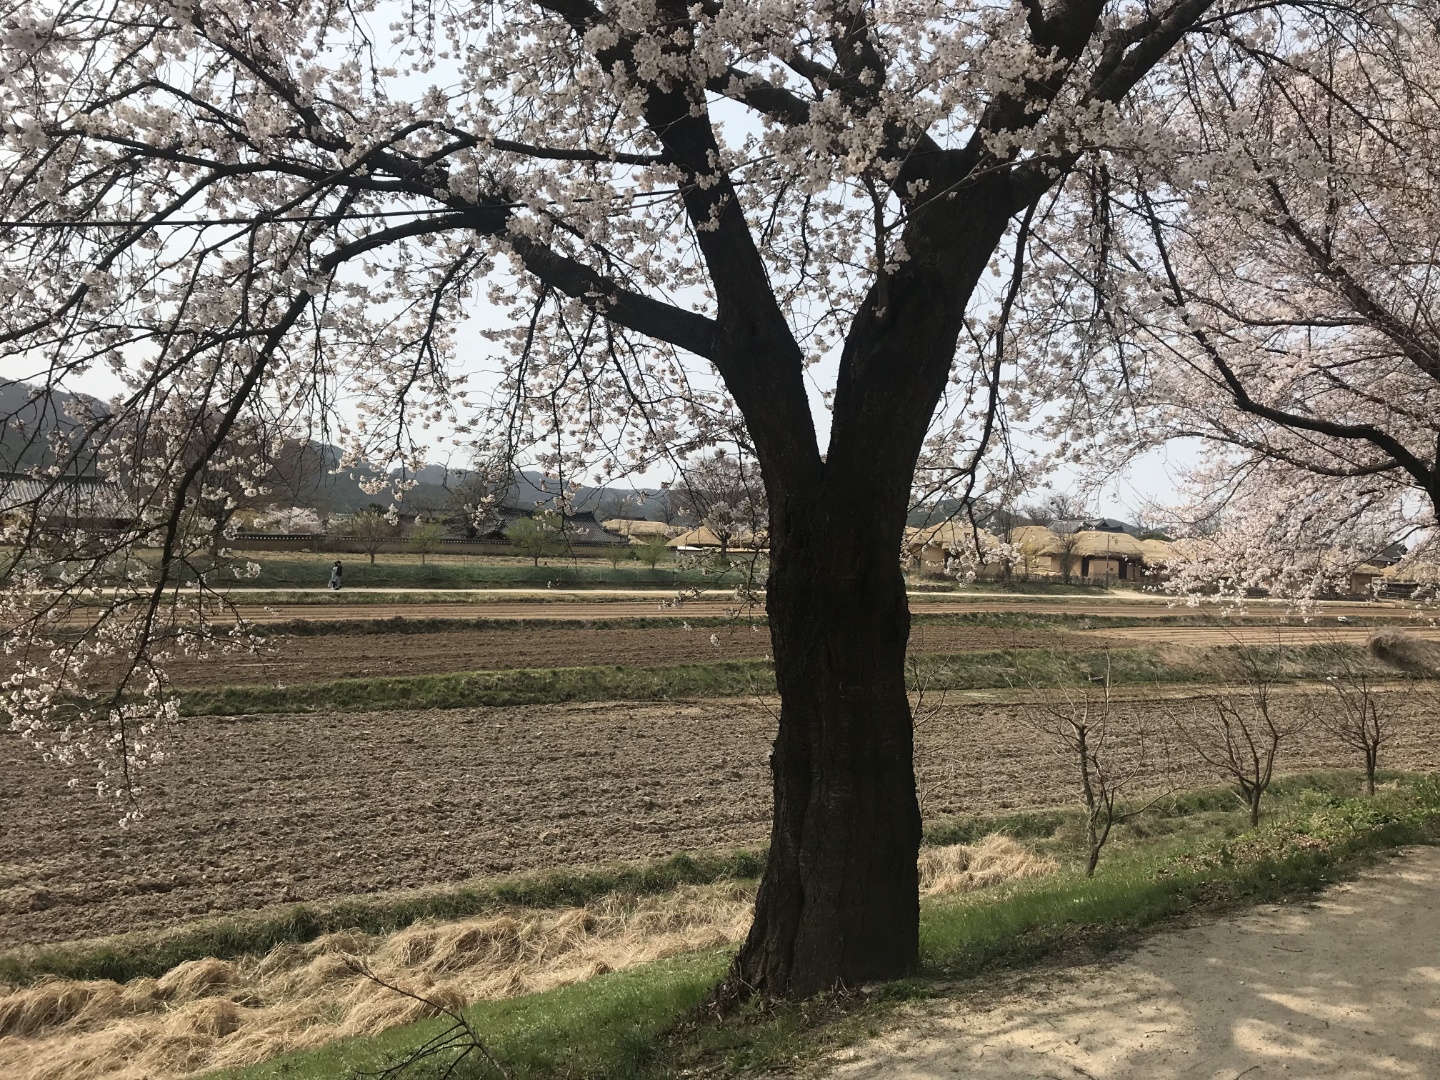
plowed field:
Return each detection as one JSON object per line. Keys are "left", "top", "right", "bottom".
{"left": 5, "top": 690, "right": 1439, "bottom": 947}
{"left": 161, "top": 624, "right": 1125, "bottom": 688}
{"left": 156, "top": 621, "right": 1440, "bottom": 689}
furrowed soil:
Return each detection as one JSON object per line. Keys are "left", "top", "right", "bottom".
{"left": 157, "top": 622, "right": 1440, "bottom": 689}
{"left": 160, "top": 624, "right": 1126, "bottom": 687}
{"left": 5, "top": 692, "right": 1440, "bottom": 947}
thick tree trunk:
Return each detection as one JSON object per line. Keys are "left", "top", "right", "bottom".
{"left": 730, "top": 506, "right": 921, "bottom": 997}
{"left": 714, "top": 179, "right": 1028, "bottom": 999}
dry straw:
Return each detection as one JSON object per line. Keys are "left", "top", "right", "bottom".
{"left": 0, "top": 838, "right": 1053, "bottom": 1080}
{"left": 918, "top": 834, "right": 1058, "bottom": 897}
{"left": 1368, "top": 629, "right": 1440, "bottom": 676}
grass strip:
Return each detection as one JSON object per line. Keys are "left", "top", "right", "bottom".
{"left": 922, "top": 777, "right": 1440, "bottom": 979}
{"left": 214, "top": 949, "right": 732, "bottom": 1080}
{"left": 0, "top": 799, "right": 1088, "bottom": 988}
{"left": 0, "top": 851, "right": 763, "bottom": 988}
{"left": 182, "top": 659, "right": 776, "bottom": 714}
{"left": 209, "top": 776, "right": 1440, "bottom": 1080}
{"left": 156, "top": 555, "right": 751, "bottom": 592}
{"left": 182, "top": 642, "right": 1410, "bottom": 716}
{"left": 251, "top": 608, "right": 1409, "bottom": 637}
{"left": 257, "top": 614, "right": 759, "bottom": 636}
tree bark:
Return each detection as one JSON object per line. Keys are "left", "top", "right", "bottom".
{"left": 729, "top": 498, "right": 922, "bottom": 997}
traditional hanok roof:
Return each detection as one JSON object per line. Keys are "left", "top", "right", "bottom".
{"left": 495, "top": 508, "right": 628, "bottom": 544}
{"left": 0, "top": 471, "right": 131, "bottom": 522}
{"left": 556, "top": 510, "right": 628, "bottom": 544}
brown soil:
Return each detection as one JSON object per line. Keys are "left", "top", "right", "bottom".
{"left": 4, "top": 692, "right": 1439, "bottom": 948}
{"left": 161, "top": 624, "right": 1118, "bottom": 688}
{"left": 1097, "top": 623, "right": 1440, "bottom": 647}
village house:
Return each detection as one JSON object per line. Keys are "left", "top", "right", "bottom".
{"left": 601, "top": 517, "right": 680, "bottom": 542}
{"left": 0, "top": 471, "right": 132, "bottom": 533}
{"left": 904, "top": 522, "right": 1004, "bottom": 577}
{"left": 666, "top": 525, "right": 767, "bottom": 553}
{"left": 906, "top": 518, "right": 1171, "bottom": 585}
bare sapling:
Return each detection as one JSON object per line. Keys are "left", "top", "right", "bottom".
{"left": 1175, "top": 645, "right": 1310, "bottom": 826}
{"left": 907, "top": 631, "right": 954, "bottom": 820}
{"left": 1022, "top": 659, "right": 1167, "bottom": 876}
{"left": 344, "top": 958, "right": 511, "bottom": 1080}
{"left": 1321, "top": 643, "right": 1388, "bottom": 796}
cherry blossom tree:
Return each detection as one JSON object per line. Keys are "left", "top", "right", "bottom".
{"left": 1023, "top": 11, "right": 1440, "bottom": 596}
{"left": 678, "top": 447, "right": 767, "bottom": 555}
{"left": 0, "top": 0, "right": 1405, "bottom": 997}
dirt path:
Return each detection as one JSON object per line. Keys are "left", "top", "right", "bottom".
{"left": 826, "top": 846, "right": 1440, "bottom": 1080}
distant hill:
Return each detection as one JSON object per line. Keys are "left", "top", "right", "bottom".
{"left": 0, "top": 381, "right": 108, "bottom": 473}
{"left": 1, "top": 381, "right": 692, "bottom": 524}
{"left": 392, "top": 464, "right": 691, "bottom": 525}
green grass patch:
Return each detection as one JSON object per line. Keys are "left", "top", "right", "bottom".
{"left": 0, "top": 851, "right": 763, "bottom": 988}
{"left": 183, "top": 642, "right": 1416, "bottom": 716}
{"left": 920, "top": 775, "right": 1440, "bottom": 980}
{"left": 259, "top": 614, "right": 756, "bottom": 636}
{"left": 910, "top": 609, "right": 1409, "bottom": 630}
{"left": 244, "top": 608, "right": 1414, "bottom": 639}
{"left": 182, "top": 552, "right": 753, "bottom": 592}
{"left": 208, "top": 775, "right": 1440, "bottom": 1080}
{"left": 182, "top": 659, "right": 776, "bottom": 715}
{"left": 215, "top": 950, "right": 732, "bottom": 1080}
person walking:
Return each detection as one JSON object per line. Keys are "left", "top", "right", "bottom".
{"left": 329, "top": 560, "right": 343, "bottom": 590}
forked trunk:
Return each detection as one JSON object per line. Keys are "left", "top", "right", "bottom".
{"left": 730, "top": 510, "right": 921, "bottom": 997}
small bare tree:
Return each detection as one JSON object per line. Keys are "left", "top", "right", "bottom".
{"left": 344, "top": 959, "right": 511, "bottom": 1080}
{"left": 632, "top": 534, "right": 670, "bottom": 569}
{"left": 349, "top": 507, "right": 394, "bottom": 565}
{"left": 1321, "top": 643, "right": 1388, "bottom": 796}
{"left": 651, "top": 487, "right": 683, "bottom": 528}
{"left": 1174, "top": 645, "right": 1311, "bottom": 826}
{"left": 1055, "top": 530, "right": 1081, "bottom": 585}
{"left": 407, "top": 520, "right": 448, "bottom": 565}
{"left": 1023, "top": 660, "right": 1167, "bottom": 876}
{"left": 506, "top": 510, "right": 568, "bottom": 566}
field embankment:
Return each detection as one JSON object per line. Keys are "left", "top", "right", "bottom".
{"left": 7, "top": 777, "right": 1436, "bottom": 1080}
{"left": 0, "top": 836, "right": 1050, "bottom": 1080}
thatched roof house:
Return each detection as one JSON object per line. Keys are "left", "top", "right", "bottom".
{"left": 602, "top": 517, "right": 678, "bottom": 541}
{"left": 905, "top": 522, "right": 1003, "bottom": 575}
{"left": 667, "top": 525, "right": 767, "bottom": 552}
